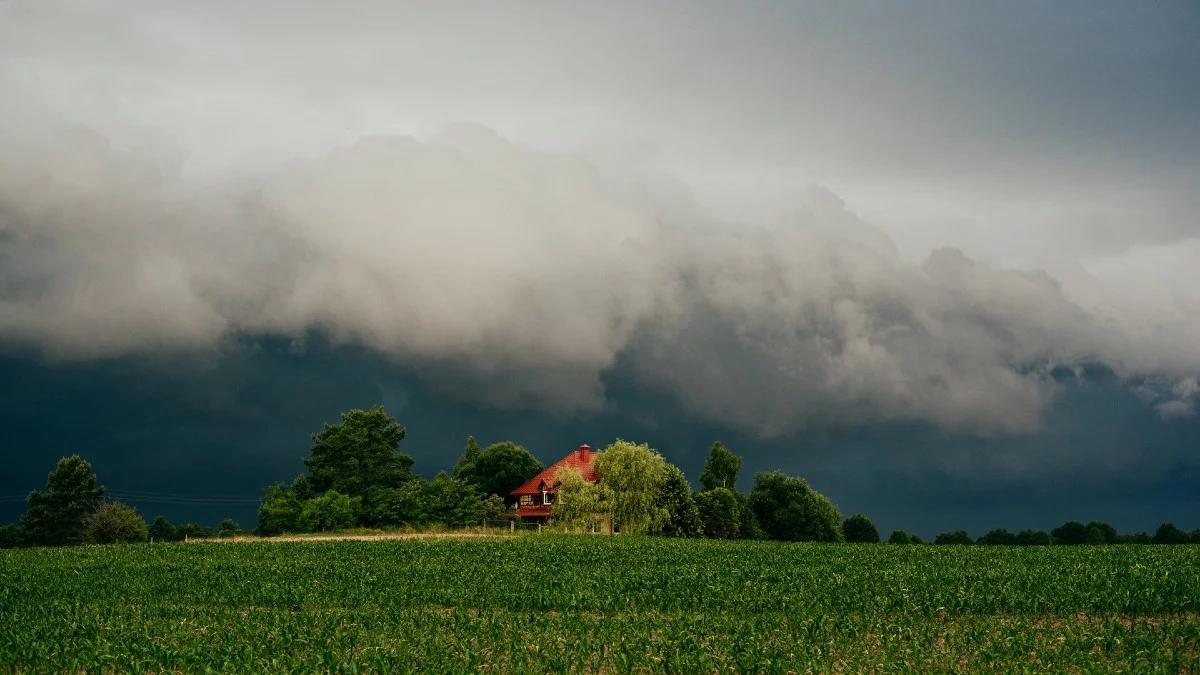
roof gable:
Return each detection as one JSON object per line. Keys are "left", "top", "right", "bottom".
{"left": 510, "top": 444, "right": 597, "bottom": 496}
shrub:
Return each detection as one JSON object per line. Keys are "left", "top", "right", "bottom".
{"left": 888, "top": 529, "right": 913, "bottom": 544}
{"left": 1153, "top": 522, "right": 1189, "bottom": 544}
{"left": 933, "top": 530, "right": 972, "bottom": 545}
{"left": 842, "top": 514, "right": 879, "bottom": 543}
{"left": 658, "top": 465, "right": 702, "bottom": 537}
{"left": 695, "top": 488, "right": 741, "bottom": 539}
{"left": 1015, "top": 529, "right": 1051, "bottom": 546}
{"left": 299, "top": 490, "right": 361, "bottom": 532}
{"left": 148, "top": 516, "right": 177, "bottom": 542}
{"left": 82, "top": 502, "right": 148, "bottom": 544}
{"left": 748, "top": 472, "right": 843, "bottom": 542}
{"left": 217, "top": 519, "right": 241, "bottom": 538}
{"left": 978, "top": 528, "right": 1017, "bottom": 546}
{"left": 1051, "top": 521, "right": 1089, "bottom": 545}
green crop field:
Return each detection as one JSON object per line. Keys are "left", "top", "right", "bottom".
{"left": 2, "top": 536, "right": 1198, "bottom": 672}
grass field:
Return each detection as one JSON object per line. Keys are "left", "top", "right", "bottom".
{"left": 2, "top": 536, "right": 1199, "bottom": 672}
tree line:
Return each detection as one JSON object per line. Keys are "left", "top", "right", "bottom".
{"left": 2, "top": 405, "right": 1198, "bottom": 547}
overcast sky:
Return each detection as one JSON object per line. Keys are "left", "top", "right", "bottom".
{"left": 1, "top": 1, "right": 1198, "bottom": 533}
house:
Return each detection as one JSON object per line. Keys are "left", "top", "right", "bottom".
{"left": 510, "top": 444, "right": 597, "bottom": 522}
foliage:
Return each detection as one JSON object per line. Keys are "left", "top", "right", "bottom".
{"left": 362, "top": 483, "right": 425, "bottom": 527}
{"left": 594, "top": 440, "right": 669, "bottom": 534}
{"left": 418, "top": 473, "right": 488, "bottom": 527}
{"left": 304, "top": 406, "right": 414, "bottom": 497}
{"left": 3, "top": 538, "right": 1200, "bottom": 671}
{"left": 699, "top": 441, "right": 742, "bottom": 491}
{"left": 453, "top": 440, "right": 543, "bottom": 499}
{"left": 298, "top": 490, "right": 361, "bottom": 532}
{"left": 934, "top": 530, "right": 973, "bottom": 545}
{"left": 1154, "top": 522, "right": 1189, "bottom": 544}
{"left": 256, "top": 484, "right": 303, "bottom": 535}
{"left": 0, "top": 523, "right": 27, "bottom": 548}
{"left": 978, "top": 528, "right": 1017, "bottom": 546}
{"left": 148, "top": 516, "right": 177, "bottom": 542}
{"left": 552, "top": 466, "right": 613, "bottom": 532}
{"left": 888, "top": 529, "right": 914, "bottom": 544}
{"left": 843, "top": 514, "right": 879, "bottom": 543}
{"left": 217, "top": 519, "right": 241, "bottom": 538}
{"left": 175, "top": 523, "right": 214, "bottom": 539}
{"left": 21, "top": 455, "right": 106, "bottom": 546}
{"left": 82, "top": 502, "right": 148, "bottom": 544}
{"left": 1051, "top": 521, "right": 1089, "bottom": 545}
{"left": 748, "top": 472, "right": 843, "bottom": 542}
{"left": 1016, "top": 530, "right": 1051, "bottom": 546}
{"left": 657, "top": 464, "right": 702, "bottom": 537}
{"left": 1086, "top": 521, "right": 1119, "bottom": 544}
{"left": 695, "top": 488, "right": 741, "bottom": 539}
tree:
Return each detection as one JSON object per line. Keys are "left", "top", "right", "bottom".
{"left": 699, "top": 441, "right": 742, "bottom": 491}
{"left": 888, "top": 529, "right": 913, "bottom": 544}
{"left": 843, "top": 514, "right": 880, "bottom": 543}
{"left": 735, "top": 492, "right": 766, "bottom": 540}
{"left": 1051, "top": 521, "right": 1089, "bottom": 545}
{"left": 1086, "top": 521, "right": 1118, "bottom": 545}
{"left": 21, "top": 455, "right": 106, "bottom": 546}
{"left": 175, "top": 522, "right": 214, "bottom": 539}
{"left": 82, "top": 502, "right": 148, "bottom": 544}
{"left": 452, "top": 436, "right": 483, "bottom": 477}
{"left": 594, "top": 440, "right": 669, "bottom": 534}
{"left": 257, "top": 484, "right": 302, "bottom": 536}
{"left": 695, "top": 488, "right": 741, "bottom": 539}
{"left": 978, "top": 528, "right": 1017, "bottom": 545}
{"left": 304, "top": 406, "right": 415, "bottom": 497}
{"left": 419, "top": 473, "right": 488, "bottom": 527}
{"left": 217, "top": 519, "right": 241, "bottom": 538}
{"left": 933, "top": 530, "right": 972, "bottom": 545}
{"left": 553, "top": 466, "right": 613, "bottom": 532}
{"left": 363, "top": 483, "right": 425, "bottom": 527}
{"left": 298, "top": 490, "right": 361, "bottom": 532}
{"left": 0, "top": 523, "right": 26, "bottom": 548}
{"left": 748, "top": 472, "right": 843, "bottom": 542}
{"left": 1015, "top": 529, "right": 1051, "bottom": 546}
{"left": 454, "top": 441, "right": 543, "bottom": 499}
{"left": 1153, "top": 522, "right": 1189, "bottom": 544}
{"left": 658, "top": 464, "right": 702, "bottom": 537}
{"left": 148, "top": 516, "right": 177, "bottom": 542}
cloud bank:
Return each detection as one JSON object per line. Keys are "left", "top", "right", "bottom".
{"left": 2, "top": 102, "right": 1198, "bottom": 437}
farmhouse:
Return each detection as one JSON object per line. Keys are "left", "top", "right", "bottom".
{"left": 510, "top": 444, "right": 597, "bottom": 522}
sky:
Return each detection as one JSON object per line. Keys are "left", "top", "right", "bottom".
{"left": 1, "top": 1, "right": 1198, "bottom": 537}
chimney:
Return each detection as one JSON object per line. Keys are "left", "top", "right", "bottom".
{"left": 577, "top": 444, "right": 591, "bottom": 461}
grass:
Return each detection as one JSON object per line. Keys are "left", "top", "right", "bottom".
{"left": 2, "top": 536, "right": 1198, "bottom": 672}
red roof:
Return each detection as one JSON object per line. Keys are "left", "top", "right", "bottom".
{"left": 511, "top": 444, "right": 598, "bottom": 496}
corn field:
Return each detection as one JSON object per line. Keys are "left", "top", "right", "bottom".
{"left": 2, "top": 536, "right": 1198, "bottom": 671}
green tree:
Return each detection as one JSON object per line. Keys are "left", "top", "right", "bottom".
{"left": 1015, "top": 529, "right": 1051, "bottom": 545}
{"left": 1086, "top": 521, "right": 1118, "bottom": 544}
{"left": 733, "top": 491, "right": 765, "bottom": 539}
{"left": 256, "top": 484, "right": 303, "bottom": 536}
{"left": 304, "top": 406, "right": 414, "bottom": 497}
{"left": 934, "top": 530, "right": 973, "bottom": 545}
{"left": 82, "top": 502, "right": 148, "bottom": 544}
{"left": 419, "top": 473, "right": 488, "bottom": 527}
{"left": 748, "top": 471, "right": 843, "bottom": 542}
{"left": 978, "top": 528, "right": 1017, "bottom": 545}
{"left": 842, "top": 514, "right": 880, "bottom": 543}
{"left": 148, "top": 516, "right": 177, "bottom": 542}
{"left": 695, "top": 488, "right": 741, "bottom": 539}
{"left": 21, "top": 455, "right": 106, "bottom": 546}
{"left": 1050, "top": 521, "right": 1089, "bottom": 545}
{"left": 658, "top": 464, "right": 702, "bottom": 537}
{"left": 1153, "top": 522, "right": 1189, "bottom": 544}
{"left": 298, "top": 490, "right": 361, "bottom": 532}
{"left": 0, "top": 523, "right": 27, "bottom": 548}
{"left": 553, "top": 466, "right": 613, "bottom": 532}
{"left": 217, "top": 518, "right": 241, "bottom": 538}
{"left": 594, "top": 440, "right": 669, "bottom": 534}
{"left": 363, "top": 483, "right": 425, "bottom": 527}
{"left": 454, "top": 441, "right": 543, "bottom": 499}
{"left": 452, "top": 436, "right": 483, "bottom": 476}
{"left": 175, "top": 522, "right": 214, "bottom": 539}
{"left": 887, "top": 529, "right": 913, "bottom": 544}
{"left": 699, "top": 441, "right": 742, "bottom": 491}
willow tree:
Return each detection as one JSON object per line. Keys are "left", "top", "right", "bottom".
{"left": 552, "top": 466, "right": 612, "bottom": 532}
{"left": 593, "top": 440, "right": 669, "bottom": 534}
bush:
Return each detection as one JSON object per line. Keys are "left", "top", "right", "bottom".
{"left": 0, "top": 523, "right": 26, "bottom": 548}
{"left": 888, "top": 529, "right": 913, "bottom": 544}
{"left": 148, "top": 516, "right": 177, "bottom": 542}
{"left": 217, "top": 519, "right": 241, "bottom": 538}
{"left": 1153, "top": 522, "right": 1189, "bottom": 544}
{"left": 978, "top": 528, "right": 1017, "bottom": 546}
{"left": 695, "top": 488, "right": 741, "bottom": 539}
{"left": 1015, "top": 529, "right": 1051, "bottom": 546}
{"left": 453, "top": 440, "right": 543, "bottom": 500}
{"left": 82, "top": 502, "right": 148, "bottom": 544}
{"left": 1051, "top": 521, "right": 1089, "bottom": 545}
{"left": 175, "top": 522, "right": 214, "bottom": 540}
{"left": 933, "top": 530, "right": 972, "bottom": 545}
{"left": 658, "top": 465, "right": 702, "bottom": 537}
{"left": 842, "top": 514, "right": 879, "bottom": 543}
{"left": 748, "top": 472, "right": 843, "bottom": 542}
{"left": 257, "top": 484, "right": 303, "bottom": 535}
{"left": 299, "top": 490, "right": 361, "bottom": 532}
